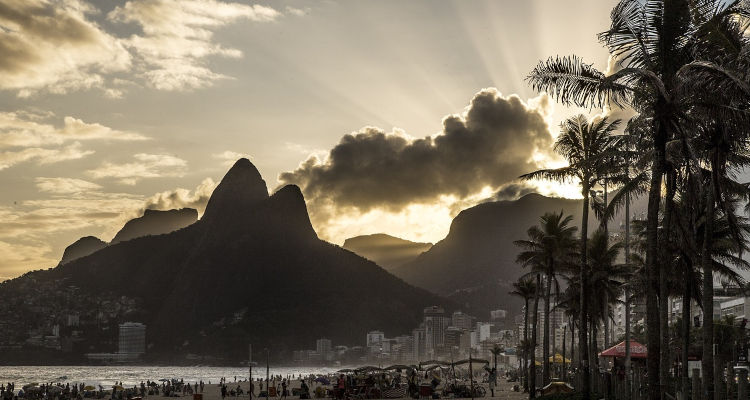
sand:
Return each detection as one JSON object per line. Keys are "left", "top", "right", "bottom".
{"left": 182, "top": 379, "right": 527, "bottom": 400}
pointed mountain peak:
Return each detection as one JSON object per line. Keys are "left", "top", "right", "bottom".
{"left": 202, "top": 158, "right": 269, "bottom": 221}
{"left": 265, "top": 184, "right": 318, "bottom": 240}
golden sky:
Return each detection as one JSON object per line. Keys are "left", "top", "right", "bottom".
{"left": 0, "top": 0, "right": 618, "bottom": 280}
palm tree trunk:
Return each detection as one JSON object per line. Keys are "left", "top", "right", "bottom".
{"left": 530, "top": 273, "right": 542, "bottom": 399}
{"left": 681, "top": 279, "right": 691, "bottom": 400}
{"left": 702, "top": 172, "right": 717, "bottom": 400}
{"left": 544, "top": 272, "right": 552, "bottom": 386}
{"left": 571, "top": 318, "right": 575, "bottom": 369}
{"left": 579, "top": 188, "right": 591, "bottom": 400}
{"left": 645, "top": 120, "right": 666, "bottom": 400}
{"left": 660, "top": 170, "right": 676, "bottom": 398}
{"left": 604, "top": 291, "right": 609, "bottom": 349}
{"left": 625, "top": 189, "right": 632, "bottom": 400}
{"left": 524, "top": 297, "right": 530, "bottom": 393}
{"left": 602, "top": 181, "right": 610, "bottom": 351}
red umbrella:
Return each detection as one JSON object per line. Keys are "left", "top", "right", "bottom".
{"left": 599, "top": 340, "right": 648, "bottom": 358}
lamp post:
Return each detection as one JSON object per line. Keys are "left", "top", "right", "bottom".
{"left": 265, "top": 348, "right": 269, "bottom": 400}
{"left": 562, "top": 323, "right": 568, "bottom": 381}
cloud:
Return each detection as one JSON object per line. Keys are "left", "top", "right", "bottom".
{"left": 108, "top": 0, "right": 281, "bottom": 91}
{"left": 494, "top": 182, "right": 538, "bottom": 201}
{"left": 280, "top": 88, "right": 554, "bottom": 212}
{"left": 87, "top": 153, "right": 188, "bottom": 185}
{"left": 0, "top": 112, "right": 148, "bottom": 148}
{"left": 0, "top": 239, "right": 56, "bottom": 281}
{"left": 285, "top": 6, "right": 309, "bottom": 17}
{"left": 213, "top": 150, "right": 251, "bottom": 166}
{"left": 0, "top": 175, "right": 217, "bottom": 280}
{"left": 35, "top": 177, "right": 102, "bottom": 194}
{"left": 0, "top": 0, "right": 131, "bottom": 96}
{"left": 0, "top": 0, "right": 284, "bottom": 96}
{"left": 140, "top": 177, "right": 217, "bottom": 216}
{"left": 0, "top": 142, "right": 93, "bottom": 170}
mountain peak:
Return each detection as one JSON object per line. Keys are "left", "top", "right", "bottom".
{"left": 59, "top": 236, "right": 107, "bottom": 265}
{"left": 202, "top": 158, "right": 269, "bottom": 221}
{"left": 265, "top": 184, "right": 318, "bottom": 240}
{"left": 343, "top": 233, "right": 432, "bottom": 271}
{"left": 112, "top": 208, "right": 198, "bottom": 244}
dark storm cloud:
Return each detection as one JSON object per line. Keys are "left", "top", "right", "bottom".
{"left": 494, "top": 182, "right": 537, "bottom": 201}
{"left": 280, "top": 89, "right": 553, "bottom": 211}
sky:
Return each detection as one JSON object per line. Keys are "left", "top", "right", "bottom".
{"left": 0, "top": 0, "right": 620, "bottom": 280}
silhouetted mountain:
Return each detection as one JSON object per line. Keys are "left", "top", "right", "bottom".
{"left": 59, "top": 236, "right": 107, "bottom": 265}
{"left": 392, "top": 193, "right": 585, "bottom": 318}
{"left": 111, "top": 208, "right": 198, "bottom": 244}
{"left": 9, "top": 159, "right": 449, "bottom": 363}
{"left": 343, "top": 234, "right": 432, "bottom": 271}
{"left": 392, "top": 192, "right": 647, "bottom": 319}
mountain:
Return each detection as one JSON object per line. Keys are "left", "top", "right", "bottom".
{"left": 4, "top": 159, "right": 449, "bottom": 363}
{"left": 392, "top": 193, "right": 585, "bottom": 318}
{"left": 342, "top": 233, "right": 432, "bottom": 271}
{"left": 59, "top": 236, "right": 107, "bottom": 265}
{"left": 110, "top": 208, "right": 198, "bottom": 244}
{"left": 392, "top": 192, "right": 647, "bottom": 319}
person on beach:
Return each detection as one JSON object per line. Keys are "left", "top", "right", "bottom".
{"left": 488, "top": 368, "right": 497, "bottom": 397}
{"left": 336, "top": 375, "right": 345, "bottom": 400}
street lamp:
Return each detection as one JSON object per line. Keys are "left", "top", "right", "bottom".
{"left": 561, "top": 323, "right": 568, "bottom": 381}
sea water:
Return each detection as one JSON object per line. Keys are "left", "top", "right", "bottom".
{"left": 0, "top": 366, "right": 342, "bottom": 387}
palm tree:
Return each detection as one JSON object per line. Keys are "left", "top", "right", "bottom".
{"left": 586, "top": 229, "right": 628, "bottom": 366}
{"left": 521, "top": 114, "right": 620, "bottom": 393}
{"left": 515, "top": 211, "right": 578, "bottom": 388}
{"left": 490, "top": 344, "right": 503, "bottom": 372}
{"left": 525, "top": 3, "right": 750, "bottom": 399}
{"left": 510, "top": 278, "right": 537, "bottom": 393}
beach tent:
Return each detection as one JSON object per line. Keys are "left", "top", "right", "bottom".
{"left": 548, "top": 354, "right": 572, "bottom": 364}
{"left": 451, "top": 359, "right": 489, "bottom": 366}
{"left": 419, "top": 360, "right": 450, "bottom": 368}
{"left": 384, "top": 364, "right": 413, "bottom": 371}
{"left": 599, "top": 340, "right": 648, "bottom": 359}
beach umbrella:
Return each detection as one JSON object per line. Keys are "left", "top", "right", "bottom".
{"left": 84, "top": 386, "right": 96, "bottom": 391}
{"left": 336, "top": 369, "right": 352, "bottom": 373}
{"left": 541, "top": 382, "right": 574, "bottom": 395}
{"left": 314, "top": 377, "right": 330, "bottom": 385}
{"left": 548, "top": 354, "right": 572, "bottom": 364}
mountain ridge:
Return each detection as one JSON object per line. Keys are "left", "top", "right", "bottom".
{"left": 342, "top": 233, "right": 432, "bottom": 271}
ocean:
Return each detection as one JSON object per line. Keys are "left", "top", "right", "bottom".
{"left": 0, "top": 366, "right": 342, "bottom": 387}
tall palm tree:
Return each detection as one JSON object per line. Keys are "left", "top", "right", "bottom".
{"left": 490, "top": 344, "right": 503, "bottom": 372}
{"left": 586, "top": 229, "right": 628, "bottom": 364}
{"left": 525, "top": 3, "right": 750, "bottom": 399}
{"left": 510, "top": 278, "right": 537, "bottom": 393}
{"left": 515, "top": 211, "right": 578, "bottom": 388}
{"left": 521, "top": 114, "right": 620, "bottom": 394}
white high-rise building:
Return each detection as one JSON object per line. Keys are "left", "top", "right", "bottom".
{"left": 118, "top": 322, "right": 146, "bottom": 355}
